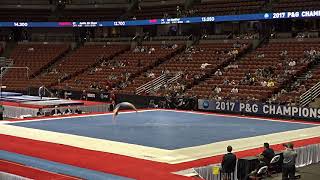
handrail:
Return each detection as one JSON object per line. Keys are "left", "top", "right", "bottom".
{"left": 136, "top": 72, "right": 182, "bottom": 95}
{"left": 167, "top": 72, "right": 182, "bottom": 84}
{"left": 0, "top": 59, "right": 14, "bottom": 78}
{"left": 300, "top": 81, "right": 320, "bottom": 107}
{"left": 147, "top": 75, "right": 171, "bottom": 93}
{"left": 136, "top": 74, "right": 166, "bottom": 94}
{"left": 148, "top": 72, "right": 181, "bottom": 93}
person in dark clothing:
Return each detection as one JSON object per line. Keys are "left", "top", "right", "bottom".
{"left": 261, "top": 142, "right": 275, "bottom": 165}
{"left": 81, "top": 90, "right": 87, "bottom": 100}
{"left": 0, "top": 104, "right": 4, "bottom": 120}
{"left": 36, "top": 108, "right": 45, "bottom": 116}
{"left": 64, "top": 105, "right": 73, "bottom": 114}
{"left": 51, "top": 106, "right": 62, "bottom": 116}
{"left": 282, "top": 143, "right": 297, "bottom": 180}
{"left": 221, "top": 145, "right": 237, "bottom": 180}
{"left": 74, "top": 106, "right": 82, "bottom": 114}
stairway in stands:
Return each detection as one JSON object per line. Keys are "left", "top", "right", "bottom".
{"left": 117, "top": 44, "right": 186, "bottom": 95}
{"left": 121, "top": 40, "right": 251, "bottom": 96}
{"left": 275, "top": 59, "right": 320, "bottom": 105}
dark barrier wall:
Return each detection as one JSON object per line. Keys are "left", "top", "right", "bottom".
{"left": 116, "top": 94, "right": 166, "bottom": 108}
{"left": 198, "top": 99, "right": 320, "bottom": 121}
{"left": 116, "top": 94, "right": 198, "bottom": 109}
{"left": 24, "top": 88, "right": 195, "bottom": 109}
{"left": 28, "top": 87, "right": 111, "bottom": 102}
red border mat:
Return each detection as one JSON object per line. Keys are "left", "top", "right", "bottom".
{"left": 0, "top": 159, "right": 79, "bottom": 180}
{"left": 1, "top": 134, "right": 320, "bottom": 180}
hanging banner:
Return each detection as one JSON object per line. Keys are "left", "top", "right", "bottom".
{"left": 198, "top": 99, "right": 320, "bottom": 120}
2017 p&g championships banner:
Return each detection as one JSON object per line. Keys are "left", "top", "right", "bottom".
{"left": 198, "top": 99, "right": 320, "bottom": 120}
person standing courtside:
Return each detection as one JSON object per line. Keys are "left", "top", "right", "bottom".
{"left": 282, "top": 143, "right": 297, "bottom": 180}
{"left": 38, "top": 85, "right": 45, "bottom": 99}
{"left": 221, "top": 145, "right": 237, "bottom": 180}
{"left": 0, "top": 104, "right": 4, "bottom": 120}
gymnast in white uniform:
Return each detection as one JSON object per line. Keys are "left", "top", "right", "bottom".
{"left": 112, "top": 102, "right": 138, "bottom": 122}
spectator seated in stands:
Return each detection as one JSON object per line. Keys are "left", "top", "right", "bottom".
{"left": 214, "top": 69, "right": 223, "bottom": 76}
{"left": 223, "top": 78, "right": 229, "bottom": 85}
{"left": 288, "top": 60, "right": 296, "bottom": 67}
{"left": 133, "top": 46, "right": 140, "bottom": 53}
{"left": 28, "top": 47, "right": 34, "bottom": 51}
{"left": 231, "top": 48, "right": 239, "bottom": 56}
{"left": 233, "top": 41, "right": 241, "bottom": 48}
{"left": 248, "top": 76, "right": 256, "bottom": 85}
{"left": 148, "top": 47, "right": 156, "bottom": 54}
{"left": 214, "top": 86, "right": 222, "bottom": 94}
{"left": 90, "top": 82, "right": 98, "bottom": 89}
{"left": 229, "top": 80, "right": 236, "bottom": 86}
{"left": 108, "top": 74, "right": 118, "bottom": 80}
{"left": 296, "top": 33, "right": 306, "bottom": 39}
{"left": 62, "top": 73, "right": 68, "bottom": 79}
{"left": 147, "top": 72, "right": 155, "bottom": 78}
{"left": 51, "top": 106, "right": 62, "bottom": 116}
{"left": 260, "top": 143, "right": 275, "bottom": 165}
{"left": 49, "top": 68, "right": 58, "bottom": 74}
{"left": 305, "top": 71, "right": 313, "bottom": 79}
{"left": 256, "top": 53, "right": 265, "bottom": 59}
{"left": 221, "top": 145, "right": 237, "bottom": 179}
{"left": 200, "top": 63, "right": 211, "bottom": 69}
{"left": 118, "top": 82, "right": 128, "bottom": 89}
{"left": 280, "top": 50, "right": 288, "bottom": 57}
{"left": 298, "top": 85, "right": 306, "bottom": 93}
{"left": 267, "top": 79, "right": 275, "bottom": 87}
{"left": 304, "top": 49, "right": 318, "bottom": 61}
{"left": 242, "top": 33, "right": 256, "bottom": 40}
{"left": 214, "top": 95, "right": 222, "bottom": 101}
{"left": 225, "top": 64, "right": 239, "bottom": 70}
{"left": 100, "top": 60, "right": 107, "bottom": 67}
{"left": 231, "top": 87, "right": 239, "bottom": 94}
{"left": 194, "top": 74, "right": 201, "bottom": 82}
{"left": 261, "top": 80, "right": 267, "bottom": 87}
{"left": 74, "top": 78, "right": 81, "bottom": 85}
{"left": 245, "top": 72, "right": 252, "bottom": 81}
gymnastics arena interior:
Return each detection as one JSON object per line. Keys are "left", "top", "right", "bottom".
{"left": 1, "top": 0, "right": 320, "bottom": 180}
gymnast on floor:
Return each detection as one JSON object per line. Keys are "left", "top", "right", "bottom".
{"left": 112, "top": 102, "right": 138, "bottom": 122}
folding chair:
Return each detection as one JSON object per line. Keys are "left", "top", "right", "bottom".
{"left": 249, "top": 166, "right": 268, "bottom": 180}
{"left": 269, "top": 155, "right": 281, "bottom": 174}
